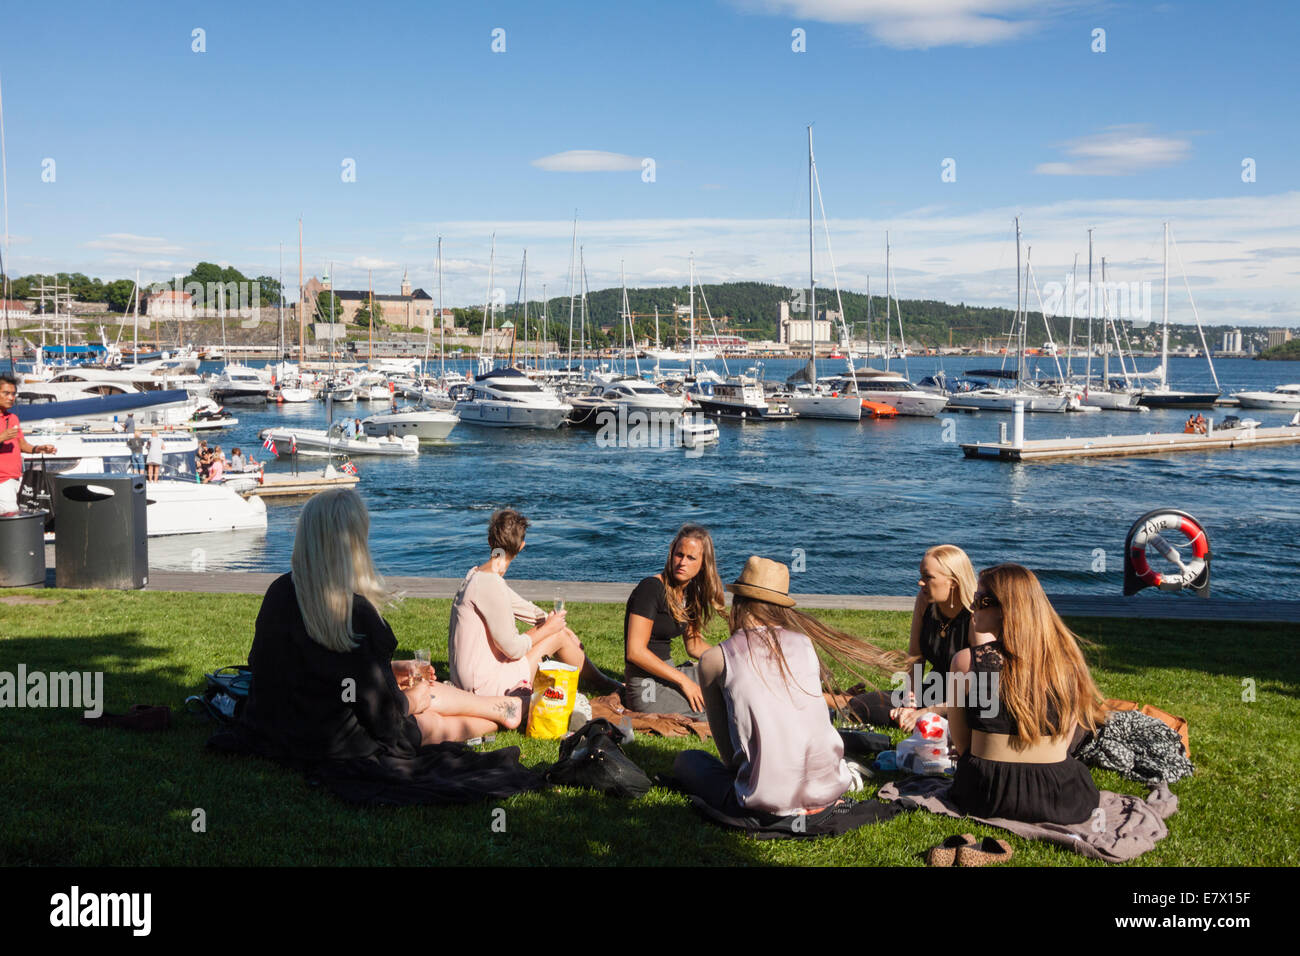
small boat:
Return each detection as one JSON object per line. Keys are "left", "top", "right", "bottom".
{"left": 276, "top": 385, "right": 316, "bottom": 403}
{"left": 677, "top": 408, "right": 719, "bottom": 446}
{"left": 210, "top": 365, "right": 270, "bottom": 405}
{"left": 691, "top": 376, "right": 796, "bottom": 420}
{"left": 259, "top": 425, "right": 420, "bottom": 457}
{"left": 861, "top": 400, "right": 898, "bottom": 419}
{"left": 453, "top": 367, "right": 570, "bottom": 430}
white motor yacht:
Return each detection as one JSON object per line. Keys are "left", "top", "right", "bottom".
{"left": 778, "top": 384, "right": 863, "bottom": 421}
{"left": 599, "top": 377, "right": 685, "bottom": 415}
{"left": 453, "top": 367, "right": 570, "bottom": 429}
{"left": 20, "top": 432, "right": 267, "bottom": 537}
{"left": 1231, "top": 383, "right": 1300, "bottom": 410}
{"left": 691, "top": 377, "right": 795, "bottom": 420}
{"left": 361, "top": 406, "right": 459, "bottom": 442}
{"left": 210, "top": 365, "right": 271, "bottom": 405}
{"left": 830, "top": 367, "right": 950, "bottom": 417}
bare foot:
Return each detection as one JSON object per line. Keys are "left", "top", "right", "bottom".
{"left": 493, "top": 696, "right": 523, "bottom": 731}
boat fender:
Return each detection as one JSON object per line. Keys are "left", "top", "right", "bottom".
{"left": 1123, "top": 509, "right": 1211, "bottom": 597}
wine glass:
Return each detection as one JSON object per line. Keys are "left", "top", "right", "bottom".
{"left": 554, "top": 591, "right": 565, "bottom": 615}
{"left": 414, "top": 648, "right": 432, "bottom": 683}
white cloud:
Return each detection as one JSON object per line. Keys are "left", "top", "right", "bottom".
{"left": 1035, "top": 126, "right": 1192, "bottom": 176}
{"left": 728, "top": 0, "right": 1053, "bottom": 49}
{"left": 82, "top": 233, "right": 184, "bottom": 254}
{"left": 350, "top": 256, "right": 399, "bottom": 271}
{"left": 530, "top": 150, "right": 645, "bottom": 173}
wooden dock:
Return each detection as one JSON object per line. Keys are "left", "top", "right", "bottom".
{"left": 962, "top": 424, "right": 1300, "bottom": 462}
{"left": 241, "top": 471, "right": 360, "bottom": 499}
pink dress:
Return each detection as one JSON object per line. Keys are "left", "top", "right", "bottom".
{"left": 720, "top": 626, "right": 850, "bottom": 815}
{"left": 447, "top": 567, "right": 546, "bottom": 696}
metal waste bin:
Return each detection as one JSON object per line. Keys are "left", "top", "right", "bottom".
{"left": 0, "top": 510, "right": 47, "bottom": 587}
{"left": 54, "top": 473, "right": 148, "bottom": 590}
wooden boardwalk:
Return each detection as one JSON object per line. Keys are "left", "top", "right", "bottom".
{"left": 242, "top": 472, "right": 360, "bottom": 499}
{"left": 133, "top": 571, "right": 1300, "bottom": 622}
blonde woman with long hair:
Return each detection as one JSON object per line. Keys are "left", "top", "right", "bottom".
{"left": 946, "top": 563, "right": 1106, "bottom": 824}
{"left": 241, "top": 490, "right": 526, "bottom": 760}
{"left": 624, "top": 524, "right": 727, "bottom": 716}
{"left": 673, "top": 557, "right": 904, "bottom": 824}
{"left": 849, "top": 544, "right": 977, "bottom": 731}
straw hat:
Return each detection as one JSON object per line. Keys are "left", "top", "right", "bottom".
{"left": 726, "top": 556, "right": 797, "bottom": 608}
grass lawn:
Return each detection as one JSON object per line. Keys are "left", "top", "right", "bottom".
{"left": 1, "top": 588, "right": 1295, "bottom": 866}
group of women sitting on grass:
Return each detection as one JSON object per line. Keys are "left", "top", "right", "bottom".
{"left": 239, "top": 489, "right": 1105, "bottom": 829}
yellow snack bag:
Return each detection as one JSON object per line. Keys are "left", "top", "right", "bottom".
{"left": 527, "top": 661, "right": 579, "bottom": 739}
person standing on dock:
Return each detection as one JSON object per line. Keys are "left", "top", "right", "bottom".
{"left": 0, "top": 373, "right": 57, "bottom": 513}
{"left": 146, "top": 430, "right": 164, "bottom": 482}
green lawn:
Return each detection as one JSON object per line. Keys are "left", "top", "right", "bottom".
{"left": 1, "top": 589, "right": 1295, "bottom": 866}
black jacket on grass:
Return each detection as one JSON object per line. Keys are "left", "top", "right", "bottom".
{"left": 208, "top": 573, "right": 544, "bottom": 806}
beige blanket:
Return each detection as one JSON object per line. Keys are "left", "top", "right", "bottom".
{"left": 877, "top": 776, "right": 1177, "bottom": 863}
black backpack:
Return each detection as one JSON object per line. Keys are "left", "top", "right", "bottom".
{"left": 547, "top": 719, "right": 653, "bottom": 798}
{"left": 186, "top": 666, "right": 252, "bottom": 725}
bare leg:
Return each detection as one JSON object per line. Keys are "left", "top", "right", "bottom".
{"left": 415, "top": 710, "right": 499, "bottom": 745}
{"left": 422, "top": 681, "right": 522, "bottom": 729}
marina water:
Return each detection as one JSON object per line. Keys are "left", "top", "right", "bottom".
{"left": 21, "top": 355, "right": 1300, "bottom": 601}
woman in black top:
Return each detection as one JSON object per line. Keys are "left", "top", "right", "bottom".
{"left": 624, "top": 525, "right": 726, "bottom": 716}
{"left": 849, "top": 544, "right": 975, "bottom": 730}
{"left": 947, "top": 563, "right": 1103, "bottom": 823}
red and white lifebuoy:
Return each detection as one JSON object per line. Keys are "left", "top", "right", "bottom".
{"left": 1128, "top": 511, "right": 1209, "bottom": 591}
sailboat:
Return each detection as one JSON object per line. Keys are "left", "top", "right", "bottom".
{"left": 779, "top": 127, "right": 862, "bottom": 422}
{"left": 957, "top": 218, "right": 1071, "bottom": 413}
{"left": 1136, "top": 222, "right": 1222, "bottom": 408}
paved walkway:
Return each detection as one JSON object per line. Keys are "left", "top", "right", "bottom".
{"left": 135, "top": 571, "right": 1300, "bottom": 623}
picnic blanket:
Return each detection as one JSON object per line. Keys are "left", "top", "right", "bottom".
{"left": 878, "top": 776, "right": 1177, "bottom": 863}
{"left": 590, "top": 693, "right": 712, "bottom": 739}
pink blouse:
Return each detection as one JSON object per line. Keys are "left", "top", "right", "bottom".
{"left": 447, "top": 567, "right": 546, "bottom": 696}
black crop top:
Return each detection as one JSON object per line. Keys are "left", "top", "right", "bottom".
{"left": 963, "top": 640, "right": 1065, "bottom": 737}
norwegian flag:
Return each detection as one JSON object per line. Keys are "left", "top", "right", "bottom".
{"left": 341, "top": 460, "right": 358, "bottom": 476}
{"left": 262, "top": 436, "right": 277, "bottom": 456}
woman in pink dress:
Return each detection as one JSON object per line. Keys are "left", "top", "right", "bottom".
{"left": 447, "top": 509, "right": 621, "bottom": 705}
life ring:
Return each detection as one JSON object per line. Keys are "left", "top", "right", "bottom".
{"left": 1126, "top": 510, "right": 1210, "bottom": 592}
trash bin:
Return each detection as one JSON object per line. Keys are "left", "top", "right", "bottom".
{"left": 0, "top": 510, "right": 47, "bottom": 587}
{"left": 54, "top": 473, "right": 148, "bottom": 590}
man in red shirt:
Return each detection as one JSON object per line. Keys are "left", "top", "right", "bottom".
{"left": 0, "top": 373, "right": 57, "bottom": 514}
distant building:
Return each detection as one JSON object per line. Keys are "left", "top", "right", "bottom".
{"left": 1268, "top": 328, "right": 1294, "bottom": 349}
{"left": 778, "top": 300, "right": 834, "bottom": 345}
{"left": 304, "top": 272, "right": 436, "bottom": 330}
{"left": 145, "top": 290, "right": 195, "bottom": 319}
{"left": 1, "top": 299, "right": 32, "bottom": 322}
{"left": 1221, "top": 329, "right": 1243, "bottom": 353}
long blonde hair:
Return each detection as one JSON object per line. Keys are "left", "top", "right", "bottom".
{"left": 729, "top": 596, "right": 905, "bottom": 699}
{"left": 980, "top": 564, "right": 1106, "bottom": 745}
{"left": 290, "top": 489, "right": 391, "bottom": 652}
{"left": 661, "top": 525, "right": 725, "bottom": 636}
{"left": 924, "top": 544, "right": 977, "bottom": 613}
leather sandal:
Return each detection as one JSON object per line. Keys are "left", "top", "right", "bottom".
{"left": 925, "top": 833, "right": 977, "bottom": 866}
{"left": 956, "top": 836, "right": 1015, "bottom": 867}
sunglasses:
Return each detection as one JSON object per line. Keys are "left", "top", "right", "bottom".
{"left": 972, "top": 589, "right": 1000, "bottom": 610}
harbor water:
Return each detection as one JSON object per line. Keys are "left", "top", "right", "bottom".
{"left": 22, "top": 355, "right": 1300, "bottom": 601}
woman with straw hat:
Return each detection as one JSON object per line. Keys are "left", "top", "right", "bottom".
{"left": 672, "top": 556, "right": 902, "bottom": 824}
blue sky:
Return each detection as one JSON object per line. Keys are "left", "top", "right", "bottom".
{"left": 2, "top": 0, "right": 1298, "bottom": 323}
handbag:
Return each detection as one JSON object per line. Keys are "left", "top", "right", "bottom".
{"left": 186, "top": 665, "right": 252, "bottom": 725}
{"left": 546, "top": 718, "right": 653, "bottom": 798}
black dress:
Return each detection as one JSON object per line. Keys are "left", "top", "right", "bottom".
{"left": 848, "top": 602, "right": 971, "bottom": 725}
{"left": 212, "top": 573, "right": 543, "bottom": 806}
{"left": 948, "top": 641, "right": 1100, "bottom": 824}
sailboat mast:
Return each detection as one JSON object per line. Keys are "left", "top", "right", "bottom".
{"left": 367, "top": 270, "right": 373, "bottom": 362}
{"left": 884, "top": 233, "right": 891, "bottom": 371}
{"left": 1100, "top": 256, "right": 1109, "bottom": 386}
{"left": 1015, "top": 217, "right": 1023, "bottom": 385}
{"left": 808, "top": 126, "right": 816, "bottom": 384}
{"left": 1066, "top": 252, "right": 1077, "bottom": 379}
{"left": 1160, "top": 221, "right": 1169, "bottom": 390}
{"left": 297, "top": 218, "right": 304, "bottom": 365}
{"left": 132, "top": 269, "right": 139, "bottom": 363}
{"left": 689, "top": 254, "right": 696, "bottom": 378}
{"left": 437, "top": 238, "right": 444, "bottom": 378}
{"left": 278, "top": 242, "right": 284, "bottom": 359}
{"left": 522, "top": 249, "right": 528, "bottom": 370}
{"left": 1086, "top": 228, "right": 1094, "bottom": 388}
